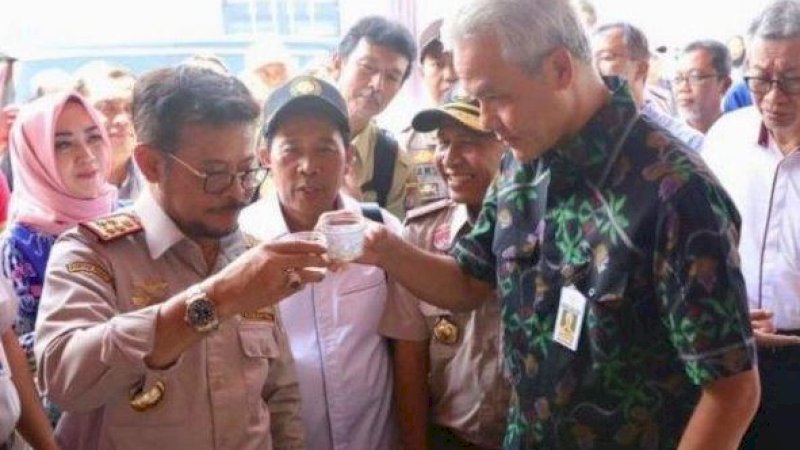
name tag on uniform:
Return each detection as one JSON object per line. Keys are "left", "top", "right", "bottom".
{"left": 553, "top": 285, "right": 587, "bottom": 351}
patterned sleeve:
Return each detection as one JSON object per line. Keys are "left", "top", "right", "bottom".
{"left": 2, "top": 234, "right": 42, "bottom": 369}
{"left": 654, "top": 176, "right": 756, "bottom": 385}
{"left": 451, "top": 177, "right": 499, "bottom": 285}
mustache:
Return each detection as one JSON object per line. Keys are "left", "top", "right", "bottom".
{"left": 208, "top": 201, "right": 250, "bottom": 214}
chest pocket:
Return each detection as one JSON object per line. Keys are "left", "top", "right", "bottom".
{"left": 239, "top": 322, "right": 281, "bottom": 418}
{"left": 336, "top": 265, "right": 387, "bottom": 329}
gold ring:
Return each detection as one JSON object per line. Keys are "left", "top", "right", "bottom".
{"left": 284, "top": 268, "right": 302, "bottom": 290}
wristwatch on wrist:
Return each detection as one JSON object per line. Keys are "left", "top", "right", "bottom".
{"left": 184, "top": 285, "right": 219, "bottom": 333}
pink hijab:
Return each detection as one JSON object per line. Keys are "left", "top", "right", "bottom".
{"left": 8, "top": 92, "right": 117, "bottom": 235}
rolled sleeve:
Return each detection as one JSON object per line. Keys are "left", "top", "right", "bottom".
{"left": 34, "top": 234, "right": 173, "bottom": 412}
{"left": 655, "top": 178, "right": 756, "bottom": 386}
{"left": 379, "top": 281, "right": 429, "bottom": 341}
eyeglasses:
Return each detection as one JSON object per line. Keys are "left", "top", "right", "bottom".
{"left": 167, "top": 153, "right": 267, "bottom": 194}
{"left": 671, "top": 73, "right": 719, "bottom": 87}
{"left": 743, "top": 75, "right": 800, "bottom": 96}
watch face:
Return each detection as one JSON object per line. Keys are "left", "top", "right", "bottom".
{"left": 188, "top": 299, "right": 215, "bottom": 327}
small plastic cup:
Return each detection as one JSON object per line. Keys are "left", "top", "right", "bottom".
{"left": 316, "top": 210, "right": 366, "bottom": 262}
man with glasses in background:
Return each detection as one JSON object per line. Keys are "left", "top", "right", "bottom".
{"left": 702, "top": 2, "right": 800, "bottom": 449}
{"left": 34, "top": 66, "right": 322, "bottom": 450}
{"left": 672, "top": 40, "right": 733, "bottom": 134}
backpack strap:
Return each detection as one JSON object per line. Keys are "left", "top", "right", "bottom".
{"left": 360, "top": 202, "right": 384, "bottom": 223}
{"left": 360, "top": 128, "right": 398, "bottom": 208}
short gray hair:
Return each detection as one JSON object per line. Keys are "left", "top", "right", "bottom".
{"left": 593, "top": 22, "right": 650, "bottom": 62}
{"left": 684, "top": 40, "right": 732, "bottom": 78}
{"left": 445, "top": 0, "right": 592, "bottom": 74}
{"left": 748, "top": 0, "right": 800, "bottom": 40}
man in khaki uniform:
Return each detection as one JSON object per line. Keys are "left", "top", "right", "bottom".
{"left": 379, "top": 88, "right": 509, "bottom": 450}
{"left": 402, "top": 18, "right": 457, "bottom": 207}
{"left": 34, "top": 66, "right": 327, "bottom": 450}
{"left": 332, "top": 16, "right": 417, "bottom": 219}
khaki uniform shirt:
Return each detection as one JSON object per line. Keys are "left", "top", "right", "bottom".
{"left": 34, "top": 190, "right": 305, "bottom": 450}
{"left": 379, "top": 200, "right": 509, "bottom": 449}
{"left": 351, "top": 121, "right": 416, "bottom": 220}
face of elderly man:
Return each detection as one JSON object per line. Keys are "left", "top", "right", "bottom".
{"left": 746, "top": 37, "right": 800, "bottom": 143}
{"left": 454, "top": 35, "right": 572, "bottom": 163}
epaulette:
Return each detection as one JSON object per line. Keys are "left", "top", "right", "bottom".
{"left": 404, "top": 199, "right": 453, "bottom": 223}
{"left": 80, "top": 213, "right": 143, "bottom": 243}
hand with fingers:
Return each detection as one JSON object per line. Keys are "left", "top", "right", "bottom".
{"left": 202, "top": 239, "right": 329, "bottom": 319}
{"left": 750, "top": 308, "right": 800, "bottom": 347}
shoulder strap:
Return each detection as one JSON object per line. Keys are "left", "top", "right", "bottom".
{"left": 360, "top": 202, "right": 384, "bottom": 223}
{"left": 360, "top": 128, "right": 398, "bottom": 207}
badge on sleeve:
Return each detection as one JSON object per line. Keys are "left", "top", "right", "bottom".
{"left": 552, "top": 285, "right": 587, "bottom": 351}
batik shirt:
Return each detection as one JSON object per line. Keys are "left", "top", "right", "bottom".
{"left": 452, "top": 79, "right": 755, "bottom": 450}
{"left": 2, "top": 222, "right": 57, "bottom": 365}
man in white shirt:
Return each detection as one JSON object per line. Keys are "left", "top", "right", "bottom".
{"left": 702, "top": 2, "right": 800, "bottom": 449}
{"left": 240, "top": 75, "right": 400, "bottom": 450}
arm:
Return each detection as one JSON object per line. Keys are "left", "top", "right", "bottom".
{"left": 678, "top": 369, "right": 759, "bottom": 450}
{"left": 655, "top": 179, "right": 759, "bottom": 448}
{"left": 263, "top": 313, "right": 305, "bottom": 450}
{"left": 35, "top": 236, "right": 326, "bottom": 411}
{"left": 145, "top": 239, "right": 327, "bottom": 369}
{"left": 3, "top": 330, "right": 59, "bottom": 450}
{"left": 364, "top": 224, "right": 492, "bottom": 312}
{"left": 392, "top": 339, "right": 430, "bottom": 450}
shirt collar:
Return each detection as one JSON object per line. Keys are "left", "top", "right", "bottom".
{"left": 544, "top": 76, "right": 639, "bottom": 186}
{"left": 352, "top": 120, "right": 378, "bottom": 162}
{"left": 134, "top": 188, "right": 187, "bottom": 259}
{"left": 251, "top": 188, "right": 358, "bottom": 240}
{"left": 134, "top": 188, "right": 245, "bottom": 264}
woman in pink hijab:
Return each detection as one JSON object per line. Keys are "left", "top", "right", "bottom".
{"left": 2, "top": 92, "right": 116, "bottom": 425}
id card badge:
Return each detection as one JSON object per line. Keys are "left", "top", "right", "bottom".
{"left": 553, "top": 285, "right": 587, "bottom": 351}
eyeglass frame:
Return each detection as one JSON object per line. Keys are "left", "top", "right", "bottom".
{"left": 166, "top": 152, "right": 267, "bottom": 194}
{"left": 743, "top": 75, "right": 800, "bottom": 96}
{"left": 671, "top": 72, "right": 721, "bottom": 87}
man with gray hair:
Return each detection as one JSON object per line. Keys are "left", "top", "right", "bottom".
{"left": 361, "top": 0, "right": 760, "bottom": 448}
{"left": 591, "top": 22, "right": 705, "bottom": 151}
{"left": 701, "top": 2, "right": 800, "bottom": 449}
{"left": 672, "top": 40, "right": 732, "bottom": 134}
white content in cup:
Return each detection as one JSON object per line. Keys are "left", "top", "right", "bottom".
{"left": 275, "top": 231, "right": 328, "bottom": 275}
{"left": 316, "top": 210, "right": 366, "bottom": 262}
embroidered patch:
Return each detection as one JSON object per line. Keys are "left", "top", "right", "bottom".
{"left": 66, "top": 261, "right": 112, "bottom": 283}
{"left": 241, "top": 307, "right": 275, "bottom": 323}
{"left": 131, "top": 280, "right": 170, "bottom": 307}
{"left": 432, "top": 224, "right": 451, "bottom": 251}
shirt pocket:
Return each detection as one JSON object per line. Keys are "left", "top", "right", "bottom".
{"left": 420, "top": 303, "right": 460, "bottom": 361}
{"left": 336, "top": 266, "right": 387, "bottom": 329}
{"left": 239, "top": 323, "right": 280, "bottom": 418}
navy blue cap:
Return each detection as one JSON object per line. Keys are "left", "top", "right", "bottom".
{"left": 262, "top": 75, "right": 350, "bottom": 138}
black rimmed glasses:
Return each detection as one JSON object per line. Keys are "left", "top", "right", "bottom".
{"left": 743, "top": 75, "right": 800, "bottom": 96}
{"left": 167, "top": 153, "right": 267, "bottom": 194}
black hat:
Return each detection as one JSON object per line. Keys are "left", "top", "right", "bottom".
{"left": 418, "top": 19, "right": 444, "bottom": 62}
{"left": 411, "top": 85, "right": 489, "bottom": 134}
{"left": 262, "top": 75, "right": 349, "bottom": 138}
